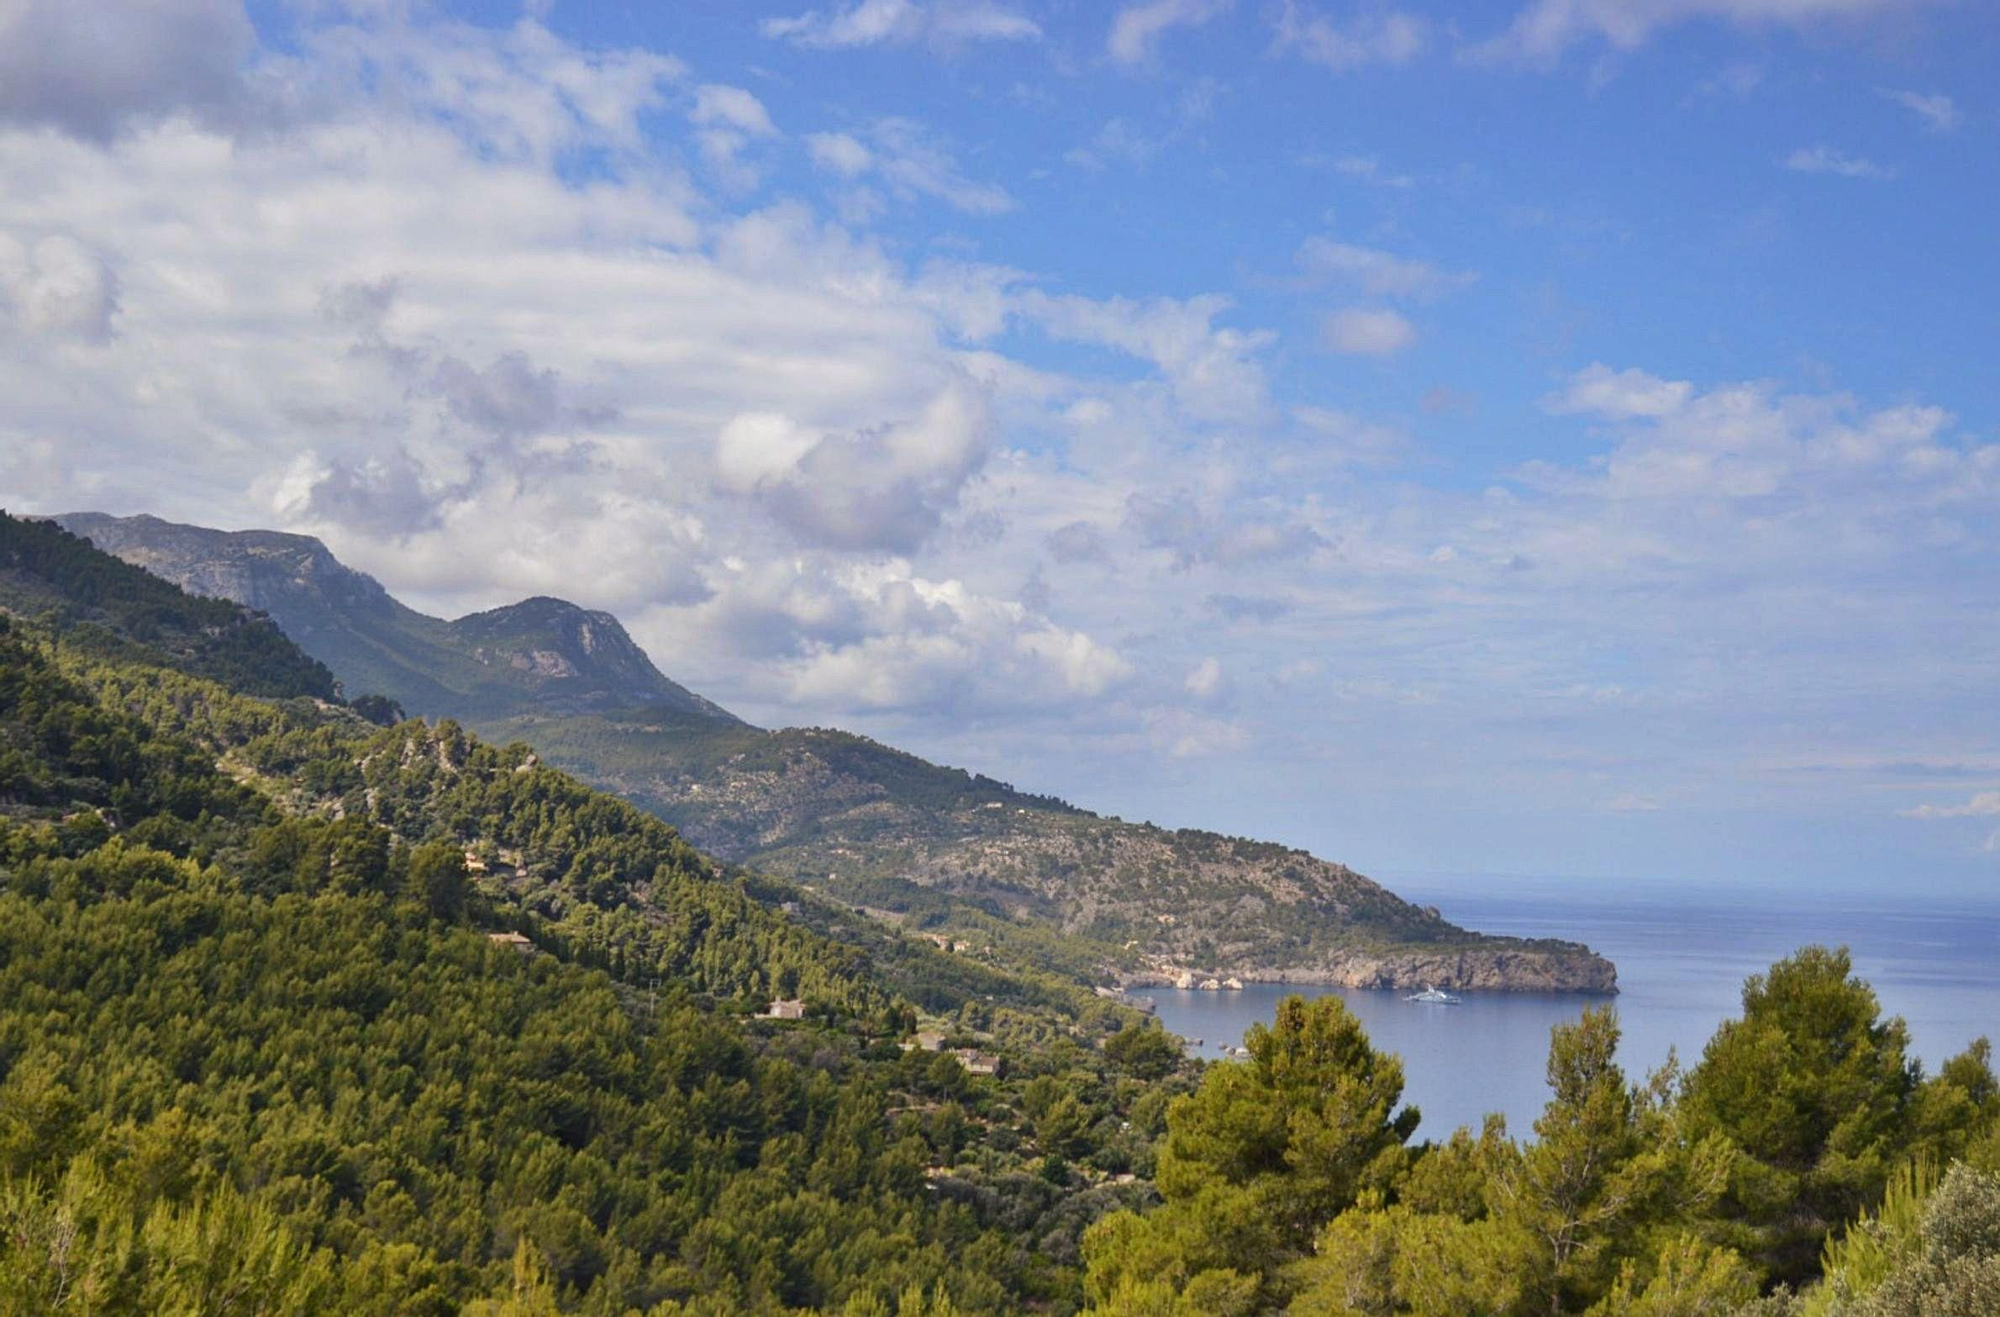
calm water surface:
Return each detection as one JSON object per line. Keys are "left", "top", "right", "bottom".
{"left": 1149, "top": 878, "right": 2000, "bottom": 1141}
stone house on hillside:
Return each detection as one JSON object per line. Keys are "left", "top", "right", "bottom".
{"left": 486, "top": 931, "right": 534, "bottom": 956}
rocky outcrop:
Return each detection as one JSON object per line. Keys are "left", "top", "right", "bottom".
{"left": 1124, "top": 944, "right": 1618, "bottom": 995}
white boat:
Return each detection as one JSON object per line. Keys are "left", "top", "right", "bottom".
{"left": 1404, "top": 984, "right": 1463, "bottom": 1005}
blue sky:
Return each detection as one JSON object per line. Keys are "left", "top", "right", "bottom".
{"left": 5, "top": 0, "right": 1999, "bottom": 894}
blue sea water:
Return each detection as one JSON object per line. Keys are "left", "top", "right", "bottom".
{"left": 1148, "top": 877, "right": 2000, "bottom": 1141}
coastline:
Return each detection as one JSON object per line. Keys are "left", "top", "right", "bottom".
{"left": 1117, "top": 945, "right": 1620, "bottom": 996}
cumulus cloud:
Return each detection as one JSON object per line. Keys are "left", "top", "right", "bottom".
{"left": 0, "top": 17, "right": 1040, "bottom": 631}
{"left": 1323, "top": 307, "right": 1415, "bottom": 355}
{"left": 431, "top": 351, "right": 568, "bottom": 441}
{"left": 713, "top": 381, "right": 993, "bottom": 553}
{"left": 665, "top": 557, "right": 1131, "bottom": 716}
{"left": 278, "top": 446, "right": 449, "bottom": 539}
{"left": 1782, "top": 145, "right": 1894, "bottom": 179}
{"left": 690, "top": 84, "right": 780, "bottom": 187}
{"left": 1476, "top": 0, "right": 1941, "bottom": 65}
{"left": 1019, "top": 290, "right": 1273, "bottom": 422}
{"left": 1550, "top": 363, "right": 1693, "bottom": 419}
{"left": 0, "top": 0, "right": 256, "bottom": 141}
{"left": 1047, "top": 520, "right": 1112, "bottom": 564}
{"left": 1108, "top": 0, "right": 1232, "bottom": 65}
{"left": 1273, "top": 1, "right": 1428, "bottom": 71}
{"left": 807, "top": 132, "right": 874, "bottom": 177}
{"left": 0, "top": 234, "right": 120, "bottom": 341}
{"left": 1537, "top": 364, "right": 1966, "bottom": 503}
{"left": 1125, "top": 489, "right": 1326, "bottom": 569}
{"left": 764, "top": 0, "right": 1041, "bottom": 50}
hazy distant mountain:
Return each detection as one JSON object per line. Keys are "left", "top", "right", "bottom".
{"left": 60, "top": 509, "right": 1616, "bottom": 993}
{"left": 56, "top": 512, "right": 737, "bottom": 723}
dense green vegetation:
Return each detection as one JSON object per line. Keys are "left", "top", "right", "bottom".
{"left": 0, "top": 513, "right": 336, "bottom": 702}
{"left": 0, "top": 530, "right": 1198, "bottom": 1312}
{"left": 1078, "top": 963, "right": 1997, "bottom": 1316}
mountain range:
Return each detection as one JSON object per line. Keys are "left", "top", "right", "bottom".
{"left": 52, "top": 510, "right": 1617, "bottom": 994}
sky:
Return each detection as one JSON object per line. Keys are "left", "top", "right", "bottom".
{"left": 4, "top": 0, "right": 1999, "bottom": 896}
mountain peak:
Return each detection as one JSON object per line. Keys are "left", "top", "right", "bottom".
{"left": 447, "top": 595, "right": 724, "bottom": 714}
{"left": 51, "top": 512, "right": 740, "bottom": 725}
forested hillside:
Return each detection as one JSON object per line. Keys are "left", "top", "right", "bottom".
{"left": 1, "top": 511, "right": 336, "bottom": 702}
{"left": 0, "top": 517, "right": 1200, "bottom": 1312}
{"left": 1080, "top": 963, "right": 1999, "bottom": 1315}
{"left": 60, "top": 511, "right": 1614, "bottom": 994}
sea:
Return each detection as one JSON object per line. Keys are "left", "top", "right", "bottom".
{"left": 1148, "top": 875, "right": 2000, "bottom": 1141}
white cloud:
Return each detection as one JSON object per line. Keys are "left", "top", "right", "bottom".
{"left": 1900, "top": 792, "right": 2000, "bottom": 820}
{"left": 1145, "top": 706, "right": 1249, "bottom": 757}
{"left": 1292, "top": 405, "right": 1407, "bottom": 468}
{"left": 675, "top": 557, "right": 1132, "bottom": 715}
{"left": 804, "top": 119, "right": 1013, "bottom": 214}
{"left": 1604, "top": 792, "right": 1661, "bottom": 813}
{"left": 1065, "top": 118, "right": 1162, "bottom": 171}
{"left": 1108, "top": 0, "right": 1232, "bottom": 65}
{"left": 1550, "top": 363, "right": 1693, "bottom": 419}
{"left": 0, "top": 233, "right": 120, "bottom": 341}
{"left": 1537, "top": 364, "right": 1963, "bottom": 502}
{"left": 1880, "top": 88, "right": 1960, "bottom": 132}
{"left": 764, "top": 0, "right": 1041, "bottom": 50}
{"left": 689, "top": 83, "right": 779, "bottom": 188}
{"left": 806, "top": 131, "right": 874, "bottom": 177}
{"left": 1185, "top": 655, "right": 1224, "bottom": 698}
{"left": 1296, "top": 237, "right": 1476, "bottom": 300}
{"left": 0, "top": 0, "right": 256, "bottom": 141}
{"left": 1273, "top": 1, "right": 1428, "bottom": 71}
{"left": 691, "top": 84, "right": 777, "bottom": 137}
{"left": 1328, "top": 155, "right": 1414, "bottom": 188}
{"left": 1782, "top": 145, "right": 1893, "bottom": 179}
{"left": 1124, "top": 489, "right": 1325, "bottom": 569}
{"left": 1476, "top": 0, "right": 1940, "bottom": 65}
{"left": 1018, "top": 290, "right": 1273, "bottom": 422}
{"left": 866, "top": 118, "right": 1015, "bottom": 214}
{"left": 711, "top": 381, "right": 994, "bottom": 553}
{"left": 1323, "top": 306, "right": 1416, "bottom": 355}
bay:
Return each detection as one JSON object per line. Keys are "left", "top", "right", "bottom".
{"left": 1148, "top": 877, "right": 2000, "bottom": 1141}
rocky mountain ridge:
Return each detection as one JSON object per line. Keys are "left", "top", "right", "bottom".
{"left": 55, "top": 513, "right": 735, "bottom": 722}
{"left": 55, "top": 509, "right": 1617, "bottom": 994}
